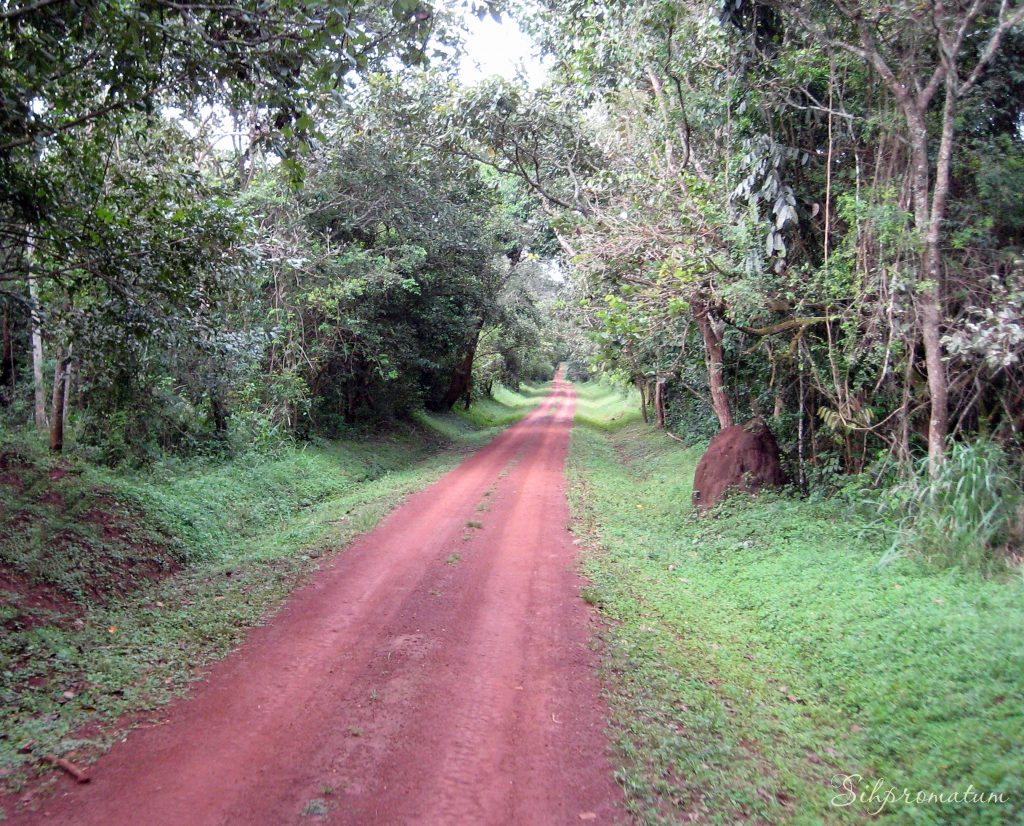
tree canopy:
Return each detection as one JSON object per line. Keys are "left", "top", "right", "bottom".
{"left": 1, "top": 0, "right": 1022, "bottom": 494}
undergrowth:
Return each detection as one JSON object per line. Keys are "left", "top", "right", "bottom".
{"left": 864, "top": 438, "right": 1023, "bottom": 573}
{"left": 569, "top": 400, "right": 1023, "bottom": 824}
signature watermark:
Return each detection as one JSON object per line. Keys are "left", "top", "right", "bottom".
{"left": 830, "top": 773, "right": 1009, "bottom": 816}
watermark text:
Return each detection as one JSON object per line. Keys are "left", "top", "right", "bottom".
{"left": 830, "top": 773, "right": 1008, "bottom": 816}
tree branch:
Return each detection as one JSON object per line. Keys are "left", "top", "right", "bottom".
{"left": 959, "top": 2, "right": 1024, "bottom": 95}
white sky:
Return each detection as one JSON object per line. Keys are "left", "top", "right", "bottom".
{"left": 456, "top": 10, "right": 550, "bottom": 89}
{"left": 168, "top": 9, "right": 549, "bottom": 150}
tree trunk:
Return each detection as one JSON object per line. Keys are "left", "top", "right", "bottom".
{"left": 209, "top": 393, "right": 228, "bottom": 435}
{"left": 654, "top": 377, "right": 667, "bottom": 428}
{"left": 637, "top": 376, "right": 649, "bottom": 424}
{"left": 440, "top": 318, "right": 484, "bottom": 410}
{"left": 919, "top": 294, "right": 948, "bottom": 472}
{"left": 919, "top": 76, "right": 959, "bottom": 474}
{"left": 0, "top": 303, "right": 12, "bottom": 401}
{"left": 906, "top": 100, "right": 951, "bottom": 475}
{"left": 62, "top": 356, "right": 73, "bottom": 429}
{"left": 694, "top": 302, "right": 734, "bottom": 430}
{"left": 27, "top": 272, "right": 47, "bottom": 431}
{"left": 49, "top": 348, "right": 69, "bottom": 453}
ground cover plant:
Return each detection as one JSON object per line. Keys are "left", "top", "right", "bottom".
{"left": 568, "top": 384, "right": 1024, "bottom": 825}
{"left": 0, "top": 384, "right": 544, "bottom": 798}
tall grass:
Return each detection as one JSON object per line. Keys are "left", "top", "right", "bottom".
{"left": 870, "top": 439, "right": 1023, "bottom": 572}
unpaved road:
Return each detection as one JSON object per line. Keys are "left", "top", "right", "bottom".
{"left": 15, "top": 376, "right": 622, "bottom": 825}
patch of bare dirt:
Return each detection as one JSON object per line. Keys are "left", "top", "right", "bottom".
{"left": 0, "top": 565, "right": 81, "bottom": 631}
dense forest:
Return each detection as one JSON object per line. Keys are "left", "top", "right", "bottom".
{"left": 0, "top": 1, "right": 564, "bottom": 462}
{"left": 3, "top": 0, "right": 1023, "bottom": 526}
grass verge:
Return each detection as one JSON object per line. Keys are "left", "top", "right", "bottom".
{"left": 412, "top": 380, "right": 550, "bottom": 445}
{"left": 569, "top": 400, "right": 1023, "bottom": 824}
{"left": 0, "top": 382, "right": 546, "bottom": 801}
{"left": 573, "top": 379, "right": 641, "bottom": 431}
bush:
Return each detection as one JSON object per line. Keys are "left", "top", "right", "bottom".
{"left": 869, "top": 438, "right": 1023, "bottom": 572}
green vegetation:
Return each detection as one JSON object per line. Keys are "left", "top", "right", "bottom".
{"left": 2, "top": 0, "right": 1023, "bottom": 819}
{"left": 569, "top": 386, "right": 1023, "bottom": 824}
{"left": 573, "top": 380, "right": 642, "bottom": 432}
{"left": 1, "top": 427, "right": 448, "bottom": 593}
{"left": 413, "top": 381, "right": 551, "bottom": 446}
{"left": 867, "top": 439, "right": 1024, "bottom": 573}
{"left": 5, "top": 0, "right": 1023, "bottom": 574}
{"left": 494, "top": 0, "right": 1024, "bottom": 528}
{"left": 0, "top": 384, "right": 543, "bottom": 792}
{"left": 2, "top": 57, "right": 560, "bottom": 467}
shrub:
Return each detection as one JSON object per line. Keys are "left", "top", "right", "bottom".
{"left": 870, "top": 438, "right": 1023, "bottom": 572}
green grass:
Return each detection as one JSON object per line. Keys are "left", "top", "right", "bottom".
{"left": 569, "top": 412, "right": 1024, "bottom": 824}
{"left": 412, "top": 381, "right": 549, "bottom": 445}
{"left": 458, "top": 381, "right": 552, "bottom": 427}
{"left": 573, "top": 379, "right": 642, "bottom": 431}
{"left": 0, "top": 385, "right": 547, "bottom": 797}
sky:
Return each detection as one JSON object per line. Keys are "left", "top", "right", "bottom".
{"left": 168, "top": 8, "right": 550, "bottom": 151}
{"left": 456, "top": 9, "right": 551, "bottom": 89}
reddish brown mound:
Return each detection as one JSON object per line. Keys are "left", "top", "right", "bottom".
{"left": 692, "top": 417, "right": 786, "bottom": 510}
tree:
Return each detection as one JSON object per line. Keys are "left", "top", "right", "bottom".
{"left": 510, "top": 0, "right": 1024, "bottom": 482}
{"left": 0, "top": 2, "right": 510, "bottom": 453}
{"left": 750, "top": 0, "right": 1024, "bottom": 472}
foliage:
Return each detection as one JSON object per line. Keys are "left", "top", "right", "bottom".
{"left": 1, "top": 64, "right": 560, "bottom": 456}
{"left": 0, "top": 0, "right": 449, "bottom": 158}
{"left": 867, "top": 439, "right": 1024, "bottom": 572}
{"left": 501, "top": 0, "right": 1024, "bottom": 491}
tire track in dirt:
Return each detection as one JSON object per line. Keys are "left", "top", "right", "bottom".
{"left": 12, "top": 374, "right": 622, "bottom": 825}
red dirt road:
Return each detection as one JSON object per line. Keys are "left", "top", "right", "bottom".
{"left": 14, "top": 376, "right": 623, "bottom": 825}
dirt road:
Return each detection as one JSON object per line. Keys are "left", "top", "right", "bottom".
{"left": 16, "top": 376, "right": 622, "bottom": 825}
